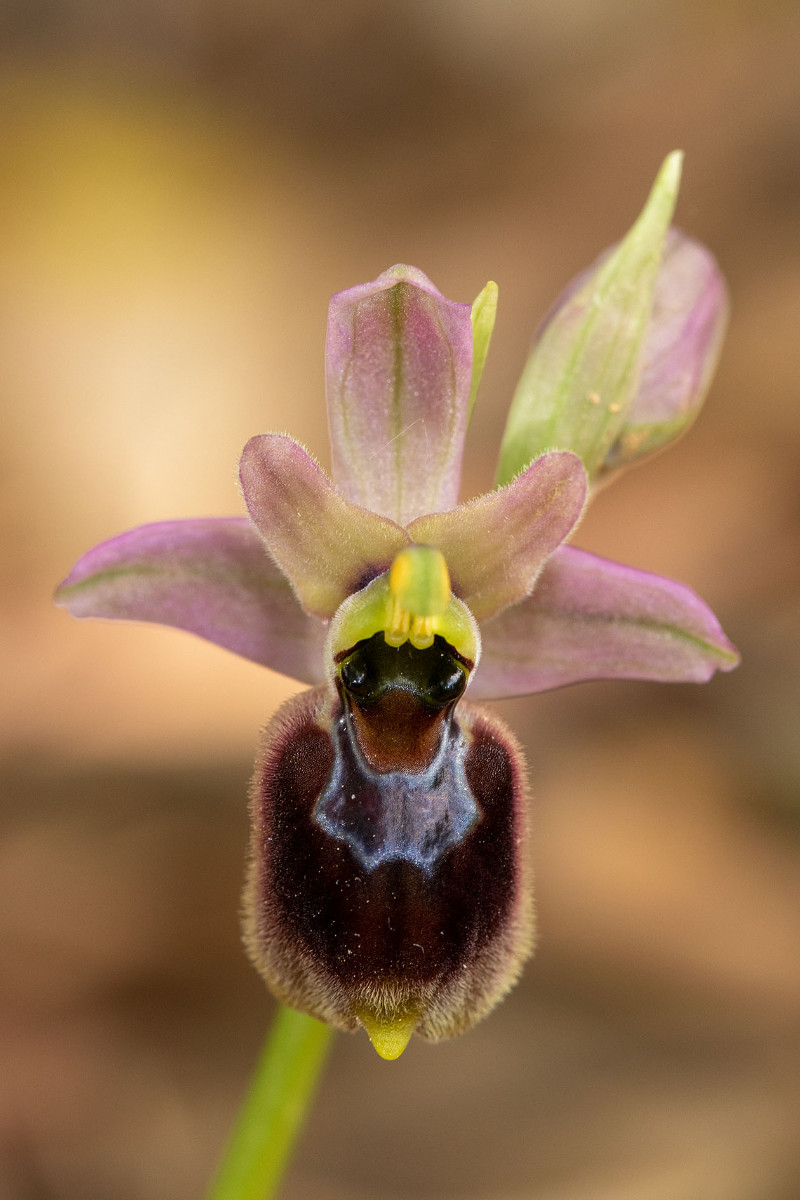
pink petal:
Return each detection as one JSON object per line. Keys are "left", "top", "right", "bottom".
{"left": 55, "top": 517, "right": 326, "bottom": 683}
{"left": 471, "top": 545, "right": 740, "bottom": 698}
{"left": 239, "top": 434, "right": 410, "bottom": 619}
{"left": 326, "top": 264, "right": 473, "bottom": 525}
{"left": 407, "top": 451, "right": 587, "bottom": 622}
{"left": 603, "top": 230, "right": 729, "bottom": 470}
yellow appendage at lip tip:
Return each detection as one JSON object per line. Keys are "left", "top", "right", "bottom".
{"left": 358, "top": 1009, "right": 417, "bottom": 1060}
{"left": 387, "top": 545, "right": 450, "bottom": 650}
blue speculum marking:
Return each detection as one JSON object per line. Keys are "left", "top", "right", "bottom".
{"left": 314, "top": 705, "right": 479, "bottom": 874}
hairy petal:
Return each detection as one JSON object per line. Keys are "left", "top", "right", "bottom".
{"left": 55, "top": 517, "right": 326, "bottom": 683}
{"left": 407, "top": 451, "right": 587, "bottom": 622}
{"left": 497, "top": 151, "right": 682, "bottom": 485}
{"left": 326, "top": 264, "right": 473, "bottom": 525}
{"left": 471, "top": 545, "right": 740, "bottom": 698}
{"left": 240, "top": 434, "right": 410, "bottom": 619}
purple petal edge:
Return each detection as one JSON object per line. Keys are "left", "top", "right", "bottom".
{"left": 471, "top": 545, "right": 739, "bottom": 699}
{"left": 55, "top": 517, "right": 326, "bottom": 685}
{"left": 627, "top": 229, "right": 728, "bottom": 427}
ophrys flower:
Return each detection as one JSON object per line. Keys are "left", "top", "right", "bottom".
{"left": 56, "top": 153, "right": 738, "bottom": 1059}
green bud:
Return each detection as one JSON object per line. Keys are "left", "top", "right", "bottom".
{"left": 496, "top": 151, "right": 682, "bottom": 485}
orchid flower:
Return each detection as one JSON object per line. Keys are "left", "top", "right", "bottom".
{"left": 56, "top": 153, "right": 738, "bottom": 1061}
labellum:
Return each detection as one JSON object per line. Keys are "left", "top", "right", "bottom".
{"left": 243, "top": 547, "right": 534, "bottom": 1059}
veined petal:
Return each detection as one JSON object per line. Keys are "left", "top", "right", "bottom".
{"left": 55, "top": 517, "right": 326, "bottom": 683}
{"left": 326, "top": 264, "right": 473, "bottom": 525}
{"left": 471, "top": 545, "right": 740, "bottom": 698}
{"left": 407, "top": 451, "right": 587, "bottom": 622}
{"left": 602, "top": 230, "right": 729, "bottom": 474}
{"left": 239, "top": 433, "right": 410, "bottom": 619}
{"left": 497, "top": 152, "right": 682, "bottom": 485}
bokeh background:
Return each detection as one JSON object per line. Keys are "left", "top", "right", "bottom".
{"left": 2, "top": 2, "right": 800, "bottom": 1198}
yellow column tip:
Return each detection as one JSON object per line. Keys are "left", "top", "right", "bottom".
{"left": 389, "top": 545, "right": 451, "bottom": 618}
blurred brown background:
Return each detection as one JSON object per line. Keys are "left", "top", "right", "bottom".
{"left": 1, "top": 2, "right": 799, "bottom": 1198}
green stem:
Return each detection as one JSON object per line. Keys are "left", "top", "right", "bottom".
{"left": 206, "top": 1006, "right": 334, "bottom": 1200}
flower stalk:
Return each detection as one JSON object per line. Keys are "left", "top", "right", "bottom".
{"left": 205, "top": 1006, "right": 332, "bottom": 1200}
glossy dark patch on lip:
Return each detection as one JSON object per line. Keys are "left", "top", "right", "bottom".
{"left": 345, "top": 689, "right": 447, "bottom": 773}
{"left": 337, "top": 632, "right": 469, "bottom": 772}
{"left": 335, "top": 630, "right": 473, "bottom": 677}
{"left": 314, "top": 700, "right": 479, "bottom": 872}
